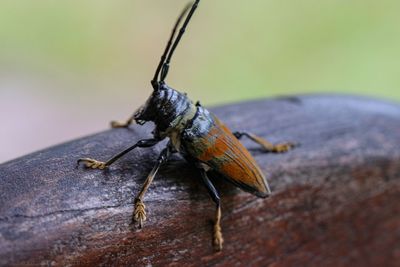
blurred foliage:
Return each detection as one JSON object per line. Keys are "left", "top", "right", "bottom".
{"left": 1, "top": 0, "right": 400, "bottom": 162}
{"left": 0, "top": 0, "right": 399, "bottom": 105}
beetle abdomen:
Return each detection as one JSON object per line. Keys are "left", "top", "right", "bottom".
{"left": 182, "top": 107, "right": 271, "bottom": 198}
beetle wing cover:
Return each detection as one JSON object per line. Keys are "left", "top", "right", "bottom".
{"left": 183, "top": 112, "right": 270, "bottom": 198}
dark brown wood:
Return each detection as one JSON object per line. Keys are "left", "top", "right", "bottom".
{"left": 1, "top": 95, "right": 400, "bottom": 267}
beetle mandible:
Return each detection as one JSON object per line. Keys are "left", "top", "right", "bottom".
{"left": 78, "top": 0, "right": 296, "bottom": 251}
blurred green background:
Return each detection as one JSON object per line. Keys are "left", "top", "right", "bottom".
{"left": 1, "top": 0, "right": 399, "bottom": 162}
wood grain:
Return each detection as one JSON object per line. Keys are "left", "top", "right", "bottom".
{"left": 1, "top": 95, "right": 400, "bottom": 266}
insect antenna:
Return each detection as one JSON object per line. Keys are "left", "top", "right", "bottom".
{"left": 151, "top": 0, "right": 200, "bottom": 90}
{"left": 151, "top": 3, "right": 192, "bottom": 90}
{"left": 161, "top": 0, "right": 200, "bottom": 83}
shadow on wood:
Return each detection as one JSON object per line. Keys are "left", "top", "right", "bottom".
{"left": 1, "top": 95, "right": 400, "bottom": 266}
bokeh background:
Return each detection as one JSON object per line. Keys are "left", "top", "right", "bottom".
{"left": 1, "top": 0, "right": 400, "bottom": 163}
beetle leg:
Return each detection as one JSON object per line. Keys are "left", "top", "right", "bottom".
{"left": 77, "top": 138, "right": 159, "bottom": 169}
{"left": 199, "top": 169, "right": 224, "bottom": 251}
{"left": 110, "top": 114, "right": 135, "bottom": 128}
{"left": 134, "top": 145, "right": 172, "bottom": 228}
{"left": 233, "top": 131, "right": 296, "bottom": 153}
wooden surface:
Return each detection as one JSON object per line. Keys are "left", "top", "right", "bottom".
{"left": 1, "top": 95, "right": 400, "bottom": 267}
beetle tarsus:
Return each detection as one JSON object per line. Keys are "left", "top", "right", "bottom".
{"left": 134, "top": 199, "right": 147, "bottom": 228}
{"left": 269, "top": 142, "right": 297, "bottom": 153}
{"left": 110, "top": 120, "right": 129, "bottom": 128}
{"left": 110, "top": 117, "right": 134, "bottom": 128}
{"left": 213, "top": 225, "right": 223, "bottom": 251}
{"left": 77, "top": 158, "right": 107, "bottom": 170}
{"left": 213, "top": 206, "right": 223, "bottom": 251}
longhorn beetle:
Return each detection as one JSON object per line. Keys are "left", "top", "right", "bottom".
{"left": 78, "top": 0, "right": 295, "bottom": 251}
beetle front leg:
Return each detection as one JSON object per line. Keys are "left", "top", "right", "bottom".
{"left": 133, "top": 145, "right": 172, "bottom": 228}
{"left": 233, "top": 131, "right": 296, "bottom": 153}
{"left": 199, "top": 168, "right": 224, "bottom": 251}
{"left": 77, "top": 138, "right": 159, "bottom": 169}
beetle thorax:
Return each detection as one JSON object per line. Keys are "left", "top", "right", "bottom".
{"left": 134, "top": 84, "right": 197, "bottom": 141}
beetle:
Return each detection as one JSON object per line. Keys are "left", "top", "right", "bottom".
{"left": 78, "top": 0, "right": 295, "bottom": 251}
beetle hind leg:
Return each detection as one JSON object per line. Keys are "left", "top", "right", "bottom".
{"left": 199, "top": 168, "right": 224, "bottom": 251}
{"left": 233, "top": 131, "right": 296, "bottom": 153}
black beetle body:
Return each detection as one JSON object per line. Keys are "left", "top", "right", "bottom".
{"left": 78, "top": 0, "right": 295, "bottom": 251}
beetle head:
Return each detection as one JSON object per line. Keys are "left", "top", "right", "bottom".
{"left": 134, "top": 83, "right": 172, "bottom": 125}
{"left": 134, "top": 90, "right": 160, "bottom": 125}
